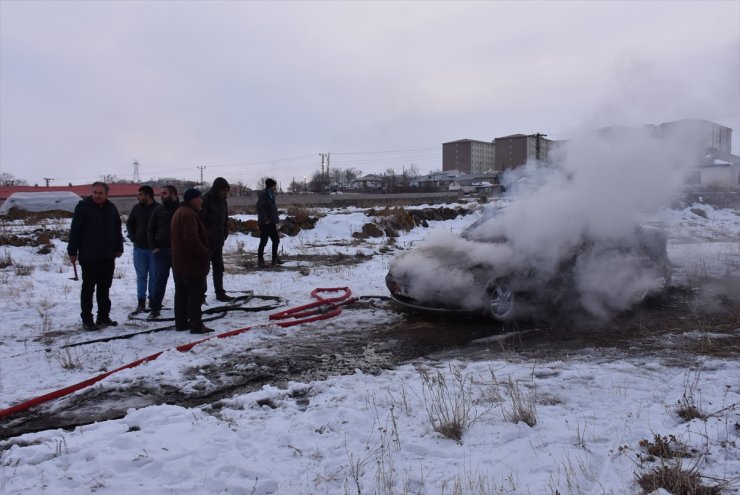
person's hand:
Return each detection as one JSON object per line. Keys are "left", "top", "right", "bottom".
{"left": 69, "top": 255, "right": 77, "bottom": 264}
{"left": 115, "top": 251, "right": 123, "bottom": 258}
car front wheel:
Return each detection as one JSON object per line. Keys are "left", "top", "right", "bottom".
{"left": 486, "top": 281, "right": 516, "bottom": 321}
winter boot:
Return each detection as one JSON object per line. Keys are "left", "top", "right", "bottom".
{"left": 271, "top": 256, "right": 285, "bottom": 266}
{"left": 216, "top": 293, "right": 234, "bottom": 302}
{"left": 258, "top": 258, "right": 266, "bottom": 268}
{"left": 191, "top": 325, "right": 215, "bottom": 334}
{"left": 82, "top": 319, "right": 99, "bottom": 331}
{"left": 96, "top": 316, "right": 118, "bottom": 328}
{"left": 136, "top": 299, "right": 146, "bottom": 312}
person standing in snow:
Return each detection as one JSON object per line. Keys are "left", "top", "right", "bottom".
{"left": 171, "top": 188, "right": 212, "bottom": 334}
{"left": 67, "top": 182, "right": 124, "bottom": 331}
{"left": 199, "top": 177, "right": 233, "bottom": 302}
{"left": 126, "top": 185, "right": 159, "bottom": 312}
{"left": 146, "top": 185, "right": 179, "bottom": 319}
{"left": 256, "top": 178, "right": 283, "bottom": 267}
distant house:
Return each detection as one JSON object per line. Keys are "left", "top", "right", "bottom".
{"left": 448, "top": 172, "right": 502, "bottom": 194}
{"left": 686, "top": 150, "right": 740, "bottom": 187}
{"left": 410, "top": 170, "right": 470, "bottom": 192}
{"left": 351, "top": 174, "right": 385, "bottom": 192}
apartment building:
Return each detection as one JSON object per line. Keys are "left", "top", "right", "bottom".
{"left": 442, "top": 139, "right": 495, "bottom": 174}
{"left": 653, "top": 118, "right": 732, "bottom": 156}
{"left": 493, "top": 133, "right": 553, "bottom": 171}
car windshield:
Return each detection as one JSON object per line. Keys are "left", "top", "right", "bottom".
{"left": 461, "top": 206, "right": 508, "bottom": 242}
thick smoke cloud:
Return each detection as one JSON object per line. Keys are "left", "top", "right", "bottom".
{"left": 393, "top": 125, "right": 698, "bottom": 320}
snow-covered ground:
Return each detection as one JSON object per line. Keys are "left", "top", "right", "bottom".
{"left": 0, "top": 199, "right": 738, "bottom": 494}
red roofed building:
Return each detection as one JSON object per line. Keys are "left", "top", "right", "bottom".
{"left": 0, "top": 183, "right": 156, "bottom": 201}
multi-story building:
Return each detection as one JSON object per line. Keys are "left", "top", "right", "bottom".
{"left": 652, "top": 118, "right": 732, "bottom": 157}
{"left": 493, "top": 133, "right": 553, "bottom": 171}
{"left": 442, "top": 139, "right": 495, "bottom": 174}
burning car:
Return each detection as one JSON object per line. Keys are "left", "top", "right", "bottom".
{"left": 385, "top": 207, "right": 672, "bottom": 321}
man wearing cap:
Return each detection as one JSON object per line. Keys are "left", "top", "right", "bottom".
{"left": 170, "top": 188, "right": 212, "bottom": 334}
{"left": 256, "top": 178, "right": 283, "bottom": 267}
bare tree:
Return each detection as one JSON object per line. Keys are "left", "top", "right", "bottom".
{"left": 287, "top": 179, "right": 304, "bottom": 193}
{"left": 406, "top": 164, "right": 420, "bottom": 178}
{"left": 256, "top": 177, "right": 270, "bottom": 190}
{"left": 0, "top": 172, "right": 28, "bottom": 186}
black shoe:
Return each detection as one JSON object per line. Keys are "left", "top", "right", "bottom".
{"left": 190, "top": 325, "right": 214, "bottom": 334}
{"left": 258, "top": 259, "right": 266, "bottom": 267}
{"left": 271, "top": 257, "right": 285, "bottom": 266}
{"left": 175, "top": 326, "right": 190, "bottom": 331}
{"left": 96, "top": 317, "right": 118, "bottom": 328}
{"left": 148, "top": 310, "right": 161, "bottom": 320}
{"left": 216, "top": 294, "right": 234, "bottom": 302}
{"left": 82, "top": 321, "right": 99, "bottom": 331}
{"left": 136, "top": 299, "right": 146, "bottom": 312}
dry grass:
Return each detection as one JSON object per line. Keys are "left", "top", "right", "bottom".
{"left": 639, "top": 434, "right": 695, "bottom": 461}
{"left": 419, "top": 364, "right": 478, "bottom": 443}
{"left": 636, "top": 460, "right": 724, "bottom": 495}
{"left": 486, "top": 367, "right": 538, "bottom": 427}
{"left": 677, "top": 368, "right": 707, "bottom": 422}
{"left": 13, "top": 263, "right": 34, "bottom": 276}
{"left": 0, "top": 250, "right": 11, "bottom": 268}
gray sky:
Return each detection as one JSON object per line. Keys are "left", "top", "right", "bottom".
{"left": 1, "top": 0, "right": 738, "bottom": 189}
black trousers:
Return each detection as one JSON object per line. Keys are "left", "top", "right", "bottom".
{"left": 209, "top": 247, "right": 225, "bottom": 296}
{"left": 174, "top": 274, "right": 206, "bottom": 331}
{"left": 257, "top": 223, "right": 280, "bottom": 260}
{"left": 79, "top": 258, "right": 115, "bottom": 322}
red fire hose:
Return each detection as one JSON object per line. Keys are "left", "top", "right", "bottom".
{"left": 0, "top": 287, "right": 355, "bottom": 421}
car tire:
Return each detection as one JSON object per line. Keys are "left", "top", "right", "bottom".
{"left": 486, "top": 280, "right": 517, "bottom": 321}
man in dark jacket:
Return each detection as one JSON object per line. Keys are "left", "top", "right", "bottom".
{"left": 256, "top": 178, "right": 283, "bottom": 267}
{"left": 199, "top": 177, "right": 232, "bottom": 301}
{"left": 67, "top": 182, "right": 124, "bottom": 330}
{"left": 147, "top": 185, "right": 179, "bottom": 319}
{"left": 126, "top": 185, "right": 159, "bottom": 311}
{"left": 171, "top": 188, "right": 212, "bottom": 334}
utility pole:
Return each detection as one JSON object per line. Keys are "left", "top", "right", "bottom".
{"left": 197, "top": 165, "right": 206, "bottom": 186}
{"left": 132, "top": 160, "right": 140, "bottom": 182}
{"left": 319, "top": 153, "right": 328, "bottom": 190}
{"left": 319, "top": 153, "right": 327, "bottom": 175}
{"left": 43, "top": 178, "right": 54, "bottom": 187}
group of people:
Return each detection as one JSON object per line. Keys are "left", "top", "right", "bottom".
{"left": 66, "top": 177, "right": 282, "bottom": 334}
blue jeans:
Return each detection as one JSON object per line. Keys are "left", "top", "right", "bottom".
{"left": 150, "top": 248, "right": 172, "bottom": 311}
{"left": 133, "top": 246, "right": 156, "bottom": 302}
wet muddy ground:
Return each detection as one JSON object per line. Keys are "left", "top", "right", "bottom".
{"left": 2, "top": 278, "right": 738, "bottom": 440}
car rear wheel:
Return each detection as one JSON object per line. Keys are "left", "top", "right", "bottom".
{"left": 487, "top": 281, "right": 516, "bottom": 321}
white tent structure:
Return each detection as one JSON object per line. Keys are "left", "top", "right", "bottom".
{"left": 0, "top": 191, "right": 82, "bottom": 215}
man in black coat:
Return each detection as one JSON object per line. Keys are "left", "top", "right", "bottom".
{"left": 67, "top": 182, "right": 124, "bottom": 330}
{"left": 126, "top": 185, "right": 159, "bottom": 311}
{"left": 147, "top": 185, "right": 179, "bottom": 319}
{"left": 199, "top": 177, "right": 233, "bottom": 302}
{"left": 256, "top": 178, "right": 283, "bottom": 267}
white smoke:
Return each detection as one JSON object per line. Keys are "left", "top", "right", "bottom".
{"left": 393, "top": 124, "right": 698, "bottom": 320}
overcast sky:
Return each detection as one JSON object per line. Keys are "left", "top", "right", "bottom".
{"left": 1, "top": 0, "right": 738, "bottom": 189}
